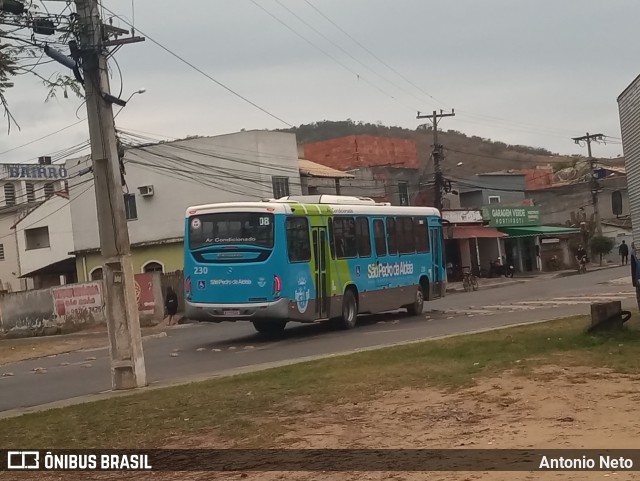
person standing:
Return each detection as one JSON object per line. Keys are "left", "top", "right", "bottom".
{"left": 165, "top": 286, "right": 179, "bottom": 325}
{"left": 619, "top": 240, "right": 629, "bottom": 265}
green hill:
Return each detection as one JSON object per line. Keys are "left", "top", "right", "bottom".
{"left": 282, "top": 120, "right": 581, "bottom": 178}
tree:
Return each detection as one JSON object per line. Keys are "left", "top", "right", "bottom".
{"left": 1, "top": 1, "right": 82, "bottom": 132}
{"left": 589, "top": 235, "right": 615, "bottom": 266}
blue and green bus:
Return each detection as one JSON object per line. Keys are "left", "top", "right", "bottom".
{"left": 184, "top": 195, "right": 445, "bottom": 334}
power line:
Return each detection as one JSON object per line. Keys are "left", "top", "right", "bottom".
{"left": 301, "top": 0, "right": 447, "bottom": 110}
{"left": 0, "top": 119, "right": 86, "bottom": 157}
{"left": 98, "top": 4, "right": 292, "bottom": 127}
{"left": 249, "top": 0, "right": 416, "bottom": 113}
{"left": 272, "top": 0, "right": 429, "bottom": 111}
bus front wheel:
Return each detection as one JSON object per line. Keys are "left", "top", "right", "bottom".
{"left": 252, "top": 319, "right": 287, "bottom": 336}
{"left": 339, "top": 289, "right": 359, "bottom": 330}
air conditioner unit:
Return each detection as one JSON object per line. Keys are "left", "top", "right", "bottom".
{"left": 138, "top": 185, "right": 154, "bottom": 197}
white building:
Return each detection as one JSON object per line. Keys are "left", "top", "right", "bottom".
{"left": 0, "top": 159, "right": 68, "bottom": 291}
{"left": 67, "top": 130, "right": 303, "bottom": 281}
{"left": 13, "top": 192, "right": 76, "bottom": 289}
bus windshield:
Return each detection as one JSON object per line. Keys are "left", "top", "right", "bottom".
{"left": 188, "top": 212, "right": 274, "bottom": 250}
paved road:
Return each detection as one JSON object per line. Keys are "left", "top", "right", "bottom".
{"left": 0, "top": 266, "right": 633, "bottom": 413}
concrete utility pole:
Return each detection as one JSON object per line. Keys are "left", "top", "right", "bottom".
{"left": 572, "top": 132, "right": 604, "bottom": 237}
{"left": 74, "top": 0, "right": 146, "bottom": 389}
{"left": 416, "top": 109, "right": 455, "bottom": 211}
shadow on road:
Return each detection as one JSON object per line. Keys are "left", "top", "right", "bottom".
{"left": 193, "top": 310, "right": 413, "bottom": 349}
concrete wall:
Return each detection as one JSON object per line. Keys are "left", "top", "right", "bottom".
{"left": 0, "top": 288, "right": 55, "bottom": 334}
{"left": 67, "top": 131, "right": 303, "bottom": 252}
{"left": 0, "top": 273, "right": 165, "bottom": 337}
{"left": 458, "top": 174, "right": 527, "bottom": 209}
{"left": 304, "top": 166, "right": 425, "bottom": 206}
{"left": 15, "top": 194, "right": 74, "bottom": 278}
{"left": 303, "top": 135, "right": 419, "bottom": 170}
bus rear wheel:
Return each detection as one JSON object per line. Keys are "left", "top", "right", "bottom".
{"left": 407, "top": 285, "right": 424, "bottom": 316}
{"left": 339, "top": 289, "right": 358, "bottom": 329}
{"left": 252, "top": 319, "right": 287, "bottom": 336}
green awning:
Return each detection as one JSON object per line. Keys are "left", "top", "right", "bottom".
{"left": 498, "top": 225, "right": 580, "bottom": 238}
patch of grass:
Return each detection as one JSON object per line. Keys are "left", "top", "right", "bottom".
{"left": 2, "top": 315, "right": 640, "bottom": 449}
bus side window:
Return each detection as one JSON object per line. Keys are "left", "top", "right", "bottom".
{"left": 373, "top": 219, "right": 387, "bottom": 256}
{"left": 334, "top": 217, "right": 357, "bottom": 258}
{"left": 386, "top": 217, "right": 398, "bottom": 255}
{"left": 414, "top": 217, "right": 430, "bottom": 253}
{"left": 328, "top": 218, "right": 336, "bottom": 259}
{"left": 355, "top": 217, "right": 371, "bottom": 257}
{"left": 400, "top": 217, "right": 415, "bottom": 254}
{"left": 286, "top": 217, "right": 311, "bottom": 262}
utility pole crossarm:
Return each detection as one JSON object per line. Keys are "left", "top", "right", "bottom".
{"left": 416, "top": 110, "right": 455, "bottom": 212}
{"left": 572, "top": 132, "right": 605, "bottom": 237}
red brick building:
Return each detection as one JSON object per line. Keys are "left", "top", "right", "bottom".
{"left": 303, "top": 135, "right": 419, "bottom": 171}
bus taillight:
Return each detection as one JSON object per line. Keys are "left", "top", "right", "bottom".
{"left": 273, "top": 275, "right": 282, "bottom": 298}
{"left": 185, "top": 276, "right": 192, "bottom": 299}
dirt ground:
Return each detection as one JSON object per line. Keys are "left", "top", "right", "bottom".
{"left": 18, "top": 365, "right": 640, "bottom": 481}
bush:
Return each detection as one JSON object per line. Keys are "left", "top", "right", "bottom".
{"left": 589, "top": 236, "right": 615, "bottom": 266}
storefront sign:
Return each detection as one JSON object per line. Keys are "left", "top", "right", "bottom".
{"left": 482, "top": 206, "right": 541, "bottom": 227}
{"left": 442, "top": 210, "right": 483, "bottom": 224}
{"left": 3, "top": 164, "right": 68, "bottom": 180}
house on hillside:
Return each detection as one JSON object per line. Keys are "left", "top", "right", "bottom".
{"left": 0, "top": 158, "right": 68, "bottom": 292}
{"left": 301, "top": 135, "right": 428, "bottom": 206}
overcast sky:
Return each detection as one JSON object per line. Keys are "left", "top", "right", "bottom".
{"left": 2, "top": 0, "right": 639, "bottom": 164}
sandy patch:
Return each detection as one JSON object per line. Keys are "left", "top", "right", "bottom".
{"left": 5, "top": 366, "right": 640, "bottom": 481}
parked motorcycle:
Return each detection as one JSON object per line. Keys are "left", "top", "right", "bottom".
{"left": 489, "top": 259, "right": 515, "bottom": 278}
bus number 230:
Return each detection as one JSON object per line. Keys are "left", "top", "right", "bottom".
{"left": 194, "top": 267, "right": 208, "bottom": 274}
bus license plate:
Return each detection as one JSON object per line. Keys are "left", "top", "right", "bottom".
{"left": 223, "top": 310, "right": 240, "bottom": 316}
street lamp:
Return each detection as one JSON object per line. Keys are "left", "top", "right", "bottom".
{"left": 113, "top": 88, "right": 146, "bottom": 119}
{"left": 126, "top": 88, "right": 146, "bottom": 103}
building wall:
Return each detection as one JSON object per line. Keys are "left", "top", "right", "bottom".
{"left": 303, "top": 135, "right": 419, "bottom": 170}
{"left": 458, "top": 174, "right": 527, "bottom": 209}
{"left": 618, "top": 74, "right": 640, "bottom": 244}
{"left": 76, "top": 242, "right": 183, "bottom": 283}
{"left": 0, "top": 163, "right": 68, "bottom": 292}
{"left": 304, "top": 166, "right": 423, "bottom": 206}
{"left": 0, "top": 212, "right": 22, "bottom": 292}
{"left": 526, "top": 177, "right": 629, "bottom": 226}
{"left": 67, "top": 131, "right": 303, "bottom": 253}
{"left": 15, "top": 194, "right": 74, "bottom": 278}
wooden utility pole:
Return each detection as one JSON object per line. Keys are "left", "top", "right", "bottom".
{"left": 572, "top": 132, "right": 604, "bottom": 236}
{"left": 74, "top": 0, "right": 146, "bottom": 389}
{"left": 417, "top": 109, "right": 455, "bottom": 211}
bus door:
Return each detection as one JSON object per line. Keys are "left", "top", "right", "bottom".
{"left": 312, "top": 227, "right": 330, "bottom": 319}
{"left": 372, "top": 218, "right": 390, "bottom": 289}
{"left": 429, "top": 225, "right": 445, "bottom": 298}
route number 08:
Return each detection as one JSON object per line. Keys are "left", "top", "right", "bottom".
{"left": 259, "top": 217, "right": 270, "bottom": 226}
{"left": 194, "top": 267, "right": 208, "bottom": 274}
